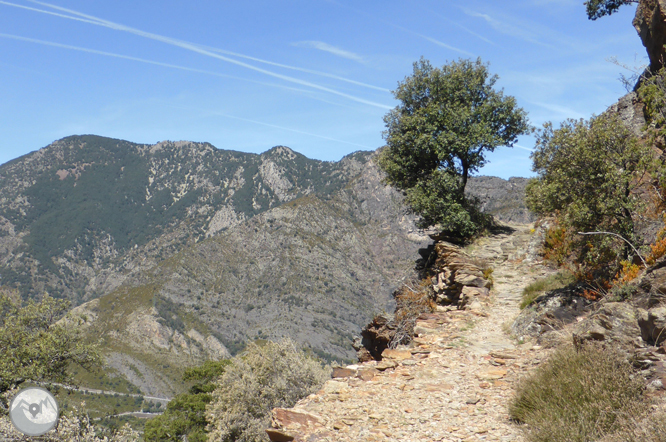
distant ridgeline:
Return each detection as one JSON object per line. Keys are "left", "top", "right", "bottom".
{"left": 0, "top": 136, "right": 534, "bottom": 390}
{"left": 0, "top": 135, "right": 532, "bottom": 304}
{"left": 0, "top": 135, "right": 371, "bottom": 302}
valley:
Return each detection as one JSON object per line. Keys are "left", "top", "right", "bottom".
{"left": 0, "top": 135, "right": 533, "bottom": 405}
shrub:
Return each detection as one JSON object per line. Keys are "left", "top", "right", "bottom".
{"left": 613, "top": 260, "right": 641, "bottom": 285}
{"left": 390, "top": 279, "right": 436, "bottom": 347}
{"left": 526, "top": 112, "right": 657, "bottom": 275}
{"left": 509, "top": 343, "right": 645, "bottom": 442}
{"left": 206, "top": 339, "right": 330, "bottom": 442}
{"left": 0, "top": 402, "right": 139, "bottom": 441}
{"left": 144, "top": 360, "right": 231, "bottom": 442}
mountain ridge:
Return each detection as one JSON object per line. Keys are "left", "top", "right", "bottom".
{"left": 0, "top": 135, "right": 534, "bottom": 396}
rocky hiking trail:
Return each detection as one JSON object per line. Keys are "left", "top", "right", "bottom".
{"left": 268, "top": 223, "right": 558, "bottom": 442}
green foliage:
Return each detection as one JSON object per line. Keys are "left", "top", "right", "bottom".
{"left": 379, "top": 57, "right": 528, "bottom": 237}
{"left": 0, "top": 293, "right": 101, "bottom": 400}
{"left": 153, "top": 296, "right": 185, "bottom": 333}
{"left": 206, "top": 339, "right": 330, "bottom": 442}
{"left": 584, "top": 0, "right": 637, "bottom": 20}
{"left": 638, "top": 67, "right": 666, "bottom": 140}
{"left": 607, "top": 282, "right": 639, "bottom": 302}
{"left": 525, "top": 113, "right": 656, "bottom": 270}
{"left": 520, "top": 270, "right": 576, "bottom": 309}
{"left": 144, "top": 360, "right": 231, "bottom": 442}
{"left": 509, "top": 343, "right": 645, "bottom": 442}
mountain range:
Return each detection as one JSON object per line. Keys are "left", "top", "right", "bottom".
{"left": 0, "top": 135, "right": 532, "bottom": 396}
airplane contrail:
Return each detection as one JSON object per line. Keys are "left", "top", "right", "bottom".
{"left": 326, "top": 0, "right": 474, "bottom": 57}
{"left": 0, "top": 0, "right": 109, "bottom": 28}
{"left": 6, "top": 0, "right": 392, "bottom": 109}
{"left": 2, "top": 0, "right": 389, "bottom": 93}
{"left": 515, "top": 144, "right": 535, "bottom": 152}
{"left": 204, "top": 111, "right": 376, "bottom": 150}
{"left": 201, "top": 45, "right": 389, "bottom": 92}
{"left": 0, "top": 33, "right": 322, "bottom": 96}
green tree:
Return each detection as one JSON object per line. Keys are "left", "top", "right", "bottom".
{"left": 525, "top": 112, "right": 656, "bottom": 269}
{"left": 0, "top": 292, "right": 100, "bottom": 404}
{"left": 584, "top": 0, "right": 637, "bottom": 20}
{"left": 144, "top": 360, "right": 231, "bottom": 442}
{"left": 379, "top": 57, "right": 529, "bottom": 237}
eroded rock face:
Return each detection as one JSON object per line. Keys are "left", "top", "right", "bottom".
{"left": 353, "top": 314, "right": 396, "bottom": 362}
{"left": 607, "top": 92, "right": 646, "bottom": 137}
{"left": 573, "top": 302, "right": 644, "bottom": 350}
{"left": 511, "top": 285, "right": 593, "bottom": 345}
{"left": 638, "top": 306, "right": 666, "bottom": 345}
{"left": 634, "top": 0, "right": 666, "bottom": 72}
{"left": 428, "top": 241, "right": 491, "bottom": 307}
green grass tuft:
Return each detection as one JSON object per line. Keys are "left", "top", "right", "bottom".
{"left": 520, "top": 270, "right": 575, "bottom": 309}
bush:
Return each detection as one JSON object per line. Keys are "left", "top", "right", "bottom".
{"left": 0, "top": 402, "right": 139, "bottom": 441}
{"left": 206, "top": 339, "right": 330, "bottom": 442}
{"left": 525, "top": 112, "right": 656, "bottom": 274}
{"left": 390, "top": 279, "right": 436, "bottom": 347}
{"left": 509, "top": 343, "right": 645, "bottom": 442}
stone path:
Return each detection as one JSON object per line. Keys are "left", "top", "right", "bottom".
{"left": 268, "top": 223, "right": 557, "bottom": 442}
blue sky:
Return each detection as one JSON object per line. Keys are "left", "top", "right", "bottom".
{"left": 0, "top": 0, "right": 645, "bottom": 178}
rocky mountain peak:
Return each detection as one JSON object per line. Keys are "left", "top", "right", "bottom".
{"left": 264, "top": 145, "right": 298, "bottom": 160}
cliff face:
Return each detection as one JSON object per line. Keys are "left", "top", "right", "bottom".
{"left": 634, "top": 0, "right": 666, "bottom": 72}
{"left": 465, "top": 176, "right": 536, "bottom": 224}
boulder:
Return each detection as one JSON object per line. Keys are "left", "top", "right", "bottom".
{"left": 573, "top": 302, "right": 643, "bottom": 350}
{"left": 266, "top": 429, "right": 295, "bottom": 442}
{"left": 638, "top": 306, "right": 666, "bottom": 345}
{"left": 381, "top": 349, "right": 412, "bottom": 360}
{"left": 455, "top": 273, "right": 491, "bottom": 288}
{"left": 331, "top": 367, "right": 356, "bottom": 378}
{"left": 636, "top": 263, "right": 666, "bottom": 307}
{"left": 354, "top": 314, "right": 396, "bottom": 361}
{"left": 512, "top": 284, "right": 593, "bottom": 344}
{"left": 271, "top": 408, "right": 322, "bottom": 432}
{"left": 460, "top": 286, "right": 490, "bottom": 308}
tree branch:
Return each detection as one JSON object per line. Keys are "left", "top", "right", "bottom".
{"left": 577, "top": 231, "right": 647, "bottom": 268}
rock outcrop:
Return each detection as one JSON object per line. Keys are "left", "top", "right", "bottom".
{"left": 354, "top": 238, "right": 493, "bottom": 362}
{"left": 427, "top": 241, "right": 491, "bottom": 307}
{"left": 511, "top": 285, "right": 594, "bottom": 345}
{"left": 634, "top": 0, "right": 666, "bottom": 72}
{"left": 607, "top": 92, "right": 646, "bottom": 137}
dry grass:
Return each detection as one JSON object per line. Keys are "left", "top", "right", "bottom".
{"left": 390, "top": 279, "right": 435, "bottom": 347}
{"left": 599, "top": 410, "right": 666, "bottom": 442}
{"left": 509, "top": 342, "right": 646, "bottom": 442}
